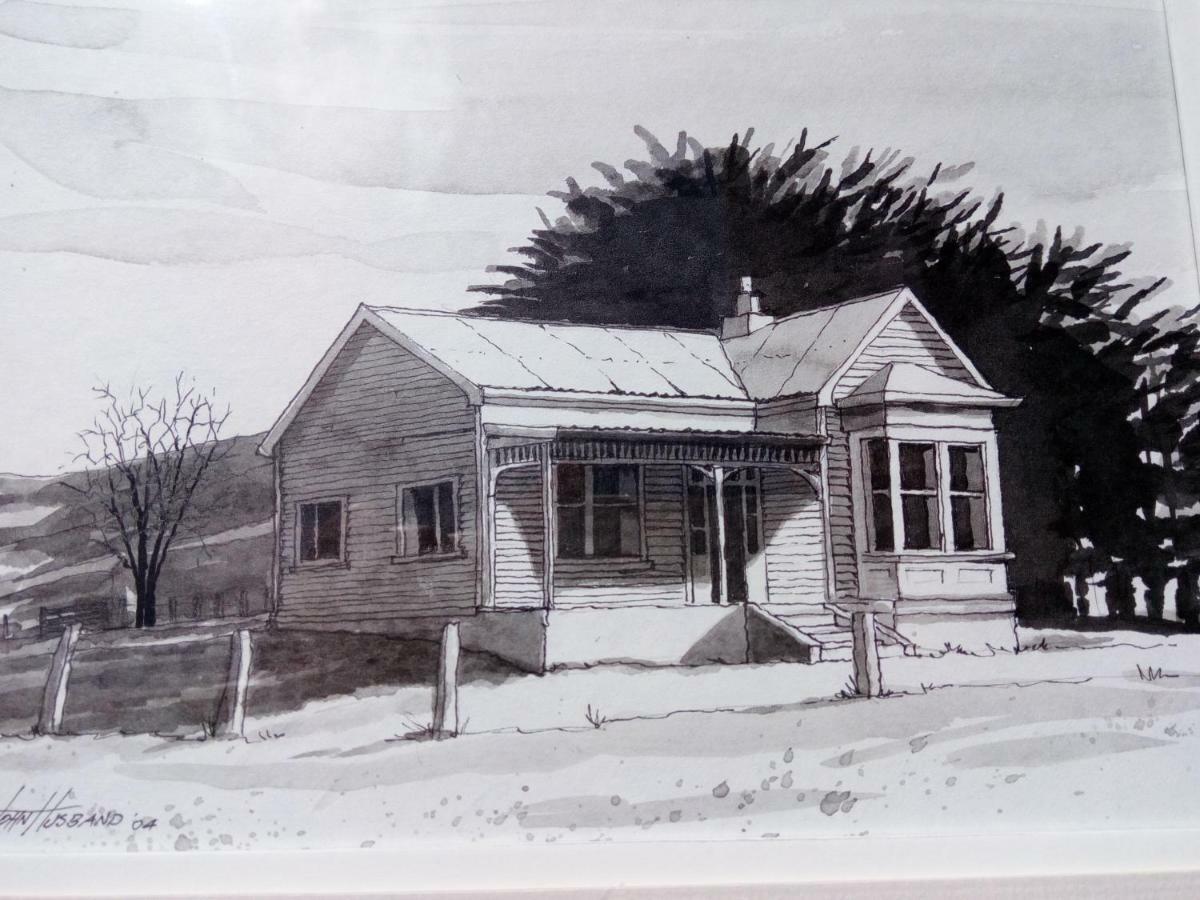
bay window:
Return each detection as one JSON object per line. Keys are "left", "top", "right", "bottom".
{"left": 863, "top": 439, "right": 991, "bottom": 553}
{"left": 557, "top": 464, "right": 641, "bottom": 559}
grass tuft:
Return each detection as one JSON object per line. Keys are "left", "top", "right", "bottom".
{"left": 1136, "top": 663, "right": 1177, "bottom": 682}
{"left": 585, "top": 704, "right": 608, "bottom": 729}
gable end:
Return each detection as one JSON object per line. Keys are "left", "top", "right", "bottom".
{"left": 821, "top": 291, "right": 990, "bottom": 405}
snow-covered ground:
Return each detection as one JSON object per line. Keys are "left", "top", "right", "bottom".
{"left": 0, "top": 627, "right": 1196, "bottom": 854}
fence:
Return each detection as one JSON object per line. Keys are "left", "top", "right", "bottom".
{"left": 30, "top": 622, "right": 257, "bottom": 739}
{"left": 165, "top": 586, "right": 270, "bottom": 623}
{"left": 0, "top": 585, "right": 274, "bottom": 645}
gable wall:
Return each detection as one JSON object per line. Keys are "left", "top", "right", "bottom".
{"left": 832, "top": 304, "right": 973, "bottom": 400}
{"left": 275, "top": 323, "right": 479, "bottom": 629}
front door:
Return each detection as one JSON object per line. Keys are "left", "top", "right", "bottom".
{"left": 685, "top": 467, "right": 767, "bottom": 604}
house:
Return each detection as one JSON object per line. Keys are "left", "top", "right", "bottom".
{"left": 257, "top": 281, "right": 1020, "bottom": 671}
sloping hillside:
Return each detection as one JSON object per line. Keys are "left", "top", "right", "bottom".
{"left": 0, "top": 434, "right": 274, "bottom": 636}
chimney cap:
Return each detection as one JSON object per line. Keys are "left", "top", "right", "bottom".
{"left": 739, "top": 275, "right": 755, "bottom": 294}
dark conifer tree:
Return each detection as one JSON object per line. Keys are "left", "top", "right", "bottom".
{"left": 472, "top": 128, "right": 1191, "bottom": 619}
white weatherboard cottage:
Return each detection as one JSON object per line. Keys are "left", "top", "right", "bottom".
{"left": 258, "top": 281, "right": 1020, "bottom": 671}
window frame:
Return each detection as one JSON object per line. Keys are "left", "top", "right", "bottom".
{"left": 859, "top": 436, "right": 995, "bottom": 556}
{"left": 946, "top": 443, "right": 992, "bottom": 551}
{"left": 897, "top": 441, "right": 942, "bottom": 551}
{"left": 394, "top": 476, "right": 463, "bottom": 562}
{"left": 295, "top": 496, "right": 348, "bottom": 567}
{"left": 555, "top": 463, "right": 645, "bottom": 561}
{"left": 863, "top": 438, "right": 895, "bottom": 553}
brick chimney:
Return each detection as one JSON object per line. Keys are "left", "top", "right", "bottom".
{"left": 720, "top": 275, "right": 773, "bottom": 339}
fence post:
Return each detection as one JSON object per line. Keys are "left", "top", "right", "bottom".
{"left": 850, "top": 610, "right": 883, "bottom": 698}
{"left": 37, "top": 624, "right": 82, "bottom": 736}
{"left": 215, "top": 629, "right": 253, "bottom": 738}
{"left": 432, "top": 622, "right": 461, "bottom": 738}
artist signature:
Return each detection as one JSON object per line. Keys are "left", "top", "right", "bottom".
{"left": 0, "top": 786, "right": 157, "bottom": 837}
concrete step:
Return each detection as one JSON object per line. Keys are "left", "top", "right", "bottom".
{"left": 818, "top": 642, "right": 910, "bottom": 662}
{"left": 751, "top": 604, "right": 917, "bottom": 662}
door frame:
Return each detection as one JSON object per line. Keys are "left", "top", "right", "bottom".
{"left": 683, "top": 465, "right": 767, "bottom": 605}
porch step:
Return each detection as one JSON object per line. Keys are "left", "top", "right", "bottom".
{"left": 765, "top": 607, "right": 916, "bottom": 662}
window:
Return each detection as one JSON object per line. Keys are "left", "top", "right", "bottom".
{"left": 299, "top": 500, "right": 344, "bottom": 562}
{"left": 864, "top": 439, "right": 894, "bottom": 552}
{"left": 899, "top": 443, "right": 941, "bottom": 550}
{"left": 861, "top": 440, "right": 991, "bottom": 553}
{"left": 557, "top": 464, "right": 641, "bottom": 558}
{"left": 948, "top": 445, "right": 990, "bottom": 550}
{"left": 399, "top": 480, "right": 458, "bottom": 557}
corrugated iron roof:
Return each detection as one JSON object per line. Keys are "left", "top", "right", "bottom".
{"left": 368, "top": 307, "right": 747, "bottom": 399}
{"left": 838, "top": 362, "right": 1019, "bottom": 408}
{"left": 720, "top": 289, "right": 906, "bottom": 400}
{"left": 259, "top": 288, "right": 1004, "bottom": 456}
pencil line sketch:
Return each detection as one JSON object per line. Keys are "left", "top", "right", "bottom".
{"left": 0, "top": 0, "right": 1198, "bottom": 856}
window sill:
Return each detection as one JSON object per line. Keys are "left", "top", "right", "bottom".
{"left": 555, "top": 557, "right": 655, "bottom": 575}
{"left": 863, "top": 551, "right": 1014, "bottom": 563}
{"left": 289, "top": 559, "right": 349, "bottom": 572}
{"left": 391, "top": 548, "right": 468, "bottom": 565}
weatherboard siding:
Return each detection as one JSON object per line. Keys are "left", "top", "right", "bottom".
{"left": 276, "top": 323, "right": 479, "bottom": 628}
{"left": 832, "top": 304, "right": 972, "bottom": 400}
{"left": 825, "top": 409, "right": 859, "bottom": 600}
{"left": 760, "top": 468, "right": 826, "bottom": 606}
{"left": 493, "top": 467, "right": 545, "bottom": 608}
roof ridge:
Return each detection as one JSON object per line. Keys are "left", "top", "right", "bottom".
{"left": 367, "top": 305, "right": 720, "bottom": 336}
{"left": 761, "top": 286, "right": 907, "bottom": 328}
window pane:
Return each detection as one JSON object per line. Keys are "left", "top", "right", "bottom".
{"left": 745, "top": 485, "right": 760, "bottom": 555}
{"left": 409, "top": 486, "right": 437, "bottom": 555}
{"left": 594, "top": 465, "right": 637, "bottom": 500}
{"left": 592, "top": 505, "right": 621, "bottom": 556}
{"left": 437, "top": 482, "right": 456, "bottom": 551}
{"left": 871, "top": 492, "right": 894, "bottom": 552}
{"left": 590, "top": 503, "right": 639, "bottom": 556}
{"left": 300, "top": 503, "right": 318, "bottom": 561}
{"left": 558, "top": 506, "right": 585, "bottom": 558}
{"left": 557, "top": 464, "right": 585, "bottom": 504}
{"left": 901, "top": 494, "right": 940, "bottom": 550}
{"left": 952, "top": 495, "right": 990, "bottom": 550}
{"left": 619, "top": 507, "right": 640, "bottom": 555}
{"left": 687, "top": 485, "right": 707, "bottom": 526}
{"left": 867, "top": 439, "right": 890, "bottom": 491}
{"left": 949, "top": 445, "right": 985, "bottom": 492}
{"left": 316, "top": 501, "right": 342, "bottom": 559}
{"left": 899, "top": 443, "right": 937, "bottom": 491}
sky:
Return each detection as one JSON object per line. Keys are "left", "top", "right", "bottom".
{"left": 1, "top": 0, "right": 1196, "bottom": 474}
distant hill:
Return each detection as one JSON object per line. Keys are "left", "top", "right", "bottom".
{"left": 0, "top": 433, "right": 274, "bottom": 637}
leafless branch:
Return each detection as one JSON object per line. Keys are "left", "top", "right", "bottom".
{"left": 71, "top": 372, "right": 231, "bottom": 627}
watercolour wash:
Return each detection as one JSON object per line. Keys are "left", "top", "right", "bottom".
{"left": 0, "top": 0, "right": 1199, "bottom": 856}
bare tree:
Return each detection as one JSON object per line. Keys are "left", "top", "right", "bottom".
{"left": 72, "top": 375, "right": 231, "bottom": 627}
